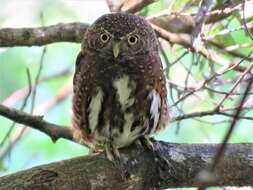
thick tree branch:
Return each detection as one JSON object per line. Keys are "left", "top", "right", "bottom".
{"left": 0, "top": 22, "right": 89, "bottom": 47}
{"left": 0, "top": 104, "right": 73, "bottom": 142}
{"left": 148, "top": 1, "right": 244, "bottom": 34}
{"left": 0, "top": 142, "right": 252, "bottom": 189}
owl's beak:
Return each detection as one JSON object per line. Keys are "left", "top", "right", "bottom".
{"left": 113, "top": 42, "right": 120, "bottom": 58}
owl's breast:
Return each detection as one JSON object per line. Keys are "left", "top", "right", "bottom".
{"left": 80, "top": 54, "right": 163, "bottom": 148}
{"left": 88, "top": 71, "right": 161, "bottom": 146}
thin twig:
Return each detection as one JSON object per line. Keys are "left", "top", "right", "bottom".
{"left": 105, "top": 0, "right": 123, "bottom": 12}
{"left": 0, "top": 68, "right": 32, "bottom": 147}
{"left": 170, "top": 49, "right": 253, "bottom": 108}
{"left": 212, "top": 73, "right": 253, "bottom": 170}
{"left": 3, "top": 69, "right": 71, "bottom": 107}
{"left": 0, "top": 128, "right": 27, "bottom": 161}
{"left": 171, "top": 107, "right": 253, "bottom": 123}
{"left": 215, "top": 61, "right": 253, "bottom": 109}
{"left": 242, "top": 0, "right": 253, "bottom": 42}
{"left": 207, "top": 40, "right": 253, "bottom": 62}
{"left": 31, "top": 47, "right": 46, "bottom": 113}
{"left": 152, "top": 23, "right": 247, "bottom": 73}
{"left": 121, "top": 0, "right": 158, "bottom": 13}
{"left": 203, "top": 21, "right": 253, "bottom": 41}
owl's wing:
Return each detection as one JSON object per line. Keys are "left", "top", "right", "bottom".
{"left": 73, "top": 52, "right": 83, "bottom": 86}
{"left": 72, "top": 52, "right": 92, "bottom": 145}
{"left": 154, "top": 57, "right": 169, "bottom": 132}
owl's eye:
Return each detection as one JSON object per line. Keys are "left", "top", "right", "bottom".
{"left": 127, "top": 35, "right": 138, "bottom": 45}
{"left": 100, "top": 33, "right": 110, "bottom": 43}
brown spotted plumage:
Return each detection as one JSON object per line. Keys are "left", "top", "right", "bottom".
{"left": 72, "top": 13, "right": 169, "bottom": 160}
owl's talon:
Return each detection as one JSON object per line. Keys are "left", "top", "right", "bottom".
{"left": 140, "top": 135, "right": 154, "bottom": 150}
{"left": 105, "top": 143, "right": 115, "bottom": 161}
{"left": 113, "top": 146, "right": 120, "bottom": 158}
{"left": 105, "top": 142, "right": 130, "bottom": 180}
{"left": 134, "top": 139, "right": 143, "bottom": 149}
{"left": 88, "top": 147, "right": 101, "bottom": 155}
{"left": 105, "top": 142, "right": 120, "bottom": 161}
{"left": 140, "top": 136, "right": 172, "bottom": 169}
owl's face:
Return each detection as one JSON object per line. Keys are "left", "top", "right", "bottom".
{"left": 82, "top": 13, "right": 159, "bottom": 59}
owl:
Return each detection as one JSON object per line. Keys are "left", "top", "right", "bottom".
{"left": 72, "top": 13, "right": 169, "bottom": 161}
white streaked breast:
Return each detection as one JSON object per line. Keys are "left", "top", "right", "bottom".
{"left": 88, "top": 88, "right": 104, "bottom": 133}
{"left": 113, "top": 75, "right": 135, "bottom": 110}
{"left": 148, "top": 89, "right": 161, "bottom": 133}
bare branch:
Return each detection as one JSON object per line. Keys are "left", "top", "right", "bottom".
{"left": 0, "top": 127, "right": 28, "bottom": 160}
{"left": 106, "top": 0, "right": 124, "bottom": 12}
{"left": 0, "top": 22, "right": 89, "bottom": 47}
{"left": 0, "top": 68, "right": 32, "bottom": 148}
{"left": 203, "top": 21, "right": 253, "bottom": 41}
{"left": 30, "top": 47, "right": 46, "bottom": 112}
{"left": 215, "top": 61, "right": 253, "bottom": 109}
{"left": 121, "top": 0, "right": 158, "bottom": 13}
{"left": 242, "top": 0, "right": 253, "bottom": 42}
{"left": 207, "top": 40, "right": 253, "bottom": 62}
{"left": 171, "top": 107, "right": 253, "bottom": 122}
{"left": 3, "top": 69, "right": 71, "bottom": 107}
{"left": 152, "top": 23, "right": 247, "bottom": 73}
{"left": 34, "top": 81, "right": 72, "bottom": 115}
{"left": 0, "top": 104, "right": 73, "bottom": 142}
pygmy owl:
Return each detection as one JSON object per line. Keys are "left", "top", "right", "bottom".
{"left": 72, "top": 13, "right": 169, "bottom": 160}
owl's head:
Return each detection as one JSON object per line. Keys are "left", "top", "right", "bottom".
{"left": 82, "top": 13, "right": 159, "bottom": 59}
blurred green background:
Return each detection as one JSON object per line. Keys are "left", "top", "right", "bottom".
{"left": 1, "top": 0, "right": 253, "bottom": 177}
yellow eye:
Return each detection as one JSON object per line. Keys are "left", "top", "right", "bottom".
{"left": 100, "top": 33, "right": 110, "bottom": 43}
{"left": 128, "top": 35, "right": 138, "bottom": 45}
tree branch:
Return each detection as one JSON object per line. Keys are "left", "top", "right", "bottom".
{"left": 0, "top": 142, "right": 252, "bottom": 189}
{"left": 121, "top": 0, "right": 158, "bottom": 13}
{"left": 0, "top": 22, "right": 89, "bottom": 47}
{"left": 0, "top": 104, "right": 73, "bottom": 142}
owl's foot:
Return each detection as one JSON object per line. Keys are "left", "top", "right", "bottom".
{"left": 139, "top": 135, "right": 154, "bottom": 150}
{"left": 105, "top": 142, "right": 130, "bottom": 180}
{"left": 139, "top": 135, "right": 172, "bottom": 169}
{"left": 105, "top": 142, "right": 120, "bottom": 161}
{"left": 88, "top": 147, "right": 103, "bottom": 155}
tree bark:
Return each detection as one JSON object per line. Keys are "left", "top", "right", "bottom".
{"left": 0, "top": 142, "right": 252, "bottom": 190}
{"left": 0, "top": 23, "right": 89, "bottom": 47}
